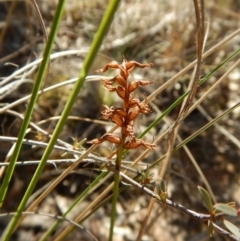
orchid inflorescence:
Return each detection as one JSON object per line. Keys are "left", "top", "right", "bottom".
{"left": 88, "top": 57, "right": 155, "bottom": 152}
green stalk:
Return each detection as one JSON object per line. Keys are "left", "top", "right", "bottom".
{"left": 0, "top": 2, "right": 53, "bottom": 208}
{"left": 174, "top": 102, "right": 240, "bottom": 152}
{"left": 1, "top": 0, "right": 120, "bottom": 240}
{"left": 0, "top": 1, "right": 66, "bottom": 240}
{"left": 109, "top": 138, "right": 125, "bottom": 241}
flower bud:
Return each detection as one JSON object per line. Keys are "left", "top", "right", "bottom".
{"left": 128, "top": 81, "right": 139, "bottom": 92}
{"left": 116, "top": 86, "right": 126, "bottom": 99}
{"left": 114, "top": 108, "right": 127, "bottom": 117}
{"left": 104, "top": 134, "right": 121, "bottom": 144}
{"left": 128, "top": 108, "right": 140, "bottom": 121}
{"left": 111, "top": 114, "right": 124, "bottom": 127}
{"left": 114, "top": 76, "right": 127, "bottom": 87}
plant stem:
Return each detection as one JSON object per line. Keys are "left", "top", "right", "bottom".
{"left": 108, "top": 138, "right": 125, "bottom": 241}
{"left": 0, "top": 0, "right": 66, "bottom": 240}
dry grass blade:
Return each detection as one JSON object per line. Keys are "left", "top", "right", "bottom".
{"left": 147, "top": 27, "right": 240, "bottom": 103}
{"left": 180, "top": 0, "right": 204, "bottom": 115}
{"left": 137, "top": 1, "right": 205, "bottom": 239}
{"left": 0, "top": 75, "right": 104, "bottom": 112}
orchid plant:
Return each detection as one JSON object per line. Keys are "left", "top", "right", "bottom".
{"left": 88, "top": 57, "right": 155, "bottom": 240}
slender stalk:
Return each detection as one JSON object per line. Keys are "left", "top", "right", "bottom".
{"left": 0, "top": 0, "right": 66, "bottom": 239}
{"left": 108, "top": 137, "right": 125, "bottom": 241}
{"left": 109, "top": 170, "right": 120, "bottom": 241}
{"left": 0, "top": 0, "right": 51, "bottom": 207}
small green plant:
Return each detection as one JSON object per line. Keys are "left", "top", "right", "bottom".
{"left": 198, "top": 186, "right": 240, "bottom": 238}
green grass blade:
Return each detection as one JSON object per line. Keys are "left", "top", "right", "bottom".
{"left": 198, "top": 47, "right": 240, "bottom": 86}
{"left": 139, "top": 92, "right": 188, "bottom": 139}
{"left": 0, "top": 1, "right": 66, "bottom": 240}
{"left": 0, "top": 7, "right": 52, "bottom": 208}
{"left": 174, "top": 102, "right": 240, "bottom": 152}
{"left": 151, "top": 101, "right": 240, "bottom": 167}
{"left": 1, "top": 0, "right": 120, "bottom": 240}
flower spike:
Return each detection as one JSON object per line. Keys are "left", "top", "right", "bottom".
{"left": 88, "top": 57, "right": 155, "bottom": 150}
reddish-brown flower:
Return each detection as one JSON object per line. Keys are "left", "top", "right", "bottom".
{"left": 88, "top": 57, "right": 155, "bottom": 151}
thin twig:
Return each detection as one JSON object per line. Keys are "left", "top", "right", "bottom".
{"left": 118, "top": 171, "right": 240, "bottom": 241}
